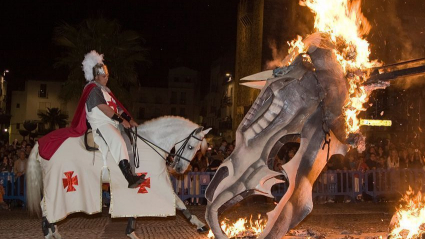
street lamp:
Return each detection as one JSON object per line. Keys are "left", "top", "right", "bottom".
{"left": 225, "top": 73, "right": 232, "bottom": 82}
{"left": 3, "top": 69, "right": 9, "bottom": 77}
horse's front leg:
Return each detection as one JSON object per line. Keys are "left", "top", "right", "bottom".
{"left": 175, "top": 193, "right": 209, "bottom": 233}
{"left": 126, "top": 217, "right": 140, "bottom": 239}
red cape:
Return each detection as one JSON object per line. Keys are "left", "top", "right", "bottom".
{"left": 38, "top": 82, "right": 130, "bottom": 160}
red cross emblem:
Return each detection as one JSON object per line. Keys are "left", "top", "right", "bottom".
{"left": 136, "top": 173, "right": 150, "bottom": 194}
{"left": 107, "top": 99, "right": 118, "bottom": 113}
{"left": 62, "top": 171, "right": 78, "bottom": 192}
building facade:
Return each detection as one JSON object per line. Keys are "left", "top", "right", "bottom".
{"left": 9, "top": 80, "right": 77, "bottom": 141}
{"left": 133, "top": 67, "right": 201, "bottom": 124}
{"left": 203, "top": 56, "right": 235, "bottom": 143}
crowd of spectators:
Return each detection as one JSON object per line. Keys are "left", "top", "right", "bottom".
{"left": 325, "top": 139, "right": 425, "bottom": 172}
{"left": 0, "top": 139, "right": 33, "bottom": 209}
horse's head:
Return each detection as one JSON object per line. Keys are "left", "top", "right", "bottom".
{"left": 171, "top": 126, "right": 211, "bottom": 174}
{"left": 205, "top": 34, "right": 351, "bottom": 238}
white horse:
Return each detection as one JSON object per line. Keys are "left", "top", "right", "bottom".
{"left": 26, "top": 116, "right": 211, "bottom": 239}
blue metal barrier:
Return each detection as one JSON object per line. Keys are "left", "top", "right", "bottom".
{"left": 4, "top": 169, "right": 425, "bottom": 207}
{"left": 0, "top": 172, "right": 26, "bottom": 205}
{"left": 171, "top": 172, "right": 215, "bottom": 202}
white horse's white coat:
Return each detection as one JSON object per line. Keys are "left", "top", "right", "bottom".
{"left": 27, "top": 116, "right": 209, "bottom": 224}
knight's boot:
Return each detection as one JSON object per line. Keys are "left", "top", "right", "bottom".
{"left": 119, "top": 160, "right": 145, "bottom": 188}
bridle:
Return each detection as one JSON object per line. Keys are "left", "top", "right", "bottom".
{"left": 129, "top": 128, "right": 204, "bottom": 168}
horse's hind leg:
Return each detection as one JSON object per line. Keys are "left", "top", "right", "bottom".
{"left": 175, "top": 194, "right": 209, "bottom": 233}
{"left": 41, "top": 199, "right": 62, "bottom": 239}
{"left": 126, "top": 217, "right": 140, "bottom": 239}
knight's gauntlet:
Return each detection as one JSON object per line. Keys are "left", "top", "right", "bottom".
{"left": 111, "top": 113, "right": 124, "bottom": 123}
{"left": 120, "top": 112, "right": 132, "bottom": 122}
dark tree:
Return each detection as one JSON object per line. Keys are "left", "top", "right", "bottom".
{"left": 54, "top": 17, "right": 149, "bottom": 107}
{"left": 37, "top": 108, "right": 69, "bottom": 131}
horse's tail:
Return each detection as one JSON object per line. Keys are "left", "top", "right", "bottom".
{"left": 26, "top": 142, "right": 43, "bottom": 217}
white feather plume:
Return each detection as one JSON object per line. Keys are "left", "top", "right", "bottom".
{"left": 82, "top": 50, "right": 104, "bottom": 82}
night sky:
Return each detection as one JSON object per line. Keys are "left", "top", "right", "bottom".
{"left": 0, "top": 0, "right": 238, "bottom": 89}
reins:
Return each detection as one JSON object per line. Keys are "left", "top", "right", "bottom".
{"left": 128, "top": 128, "right": 203, "bottom": 167}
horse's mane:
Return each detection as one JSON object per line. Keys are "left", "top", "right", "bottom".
{"left": 141, "top": 115, "right": 197, "bottom": 128}
{"left": 138, "top": 116, "right": 199, "bottom": 136}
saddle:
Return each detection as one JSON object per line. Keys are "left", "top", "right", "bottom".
{"left": 84, "top": 128, "right": 99, "bottom": 151}
{"left": 83, "top": 121, "right": 134, "bottom": 152}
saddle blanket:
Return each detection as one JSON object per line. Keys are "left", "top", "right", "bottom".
{"left": 39, "top": 136, "right": 176, "bottom": 223}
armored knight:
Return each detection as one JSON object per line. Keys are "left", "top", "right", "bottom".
{"left": 82, "top": 50, "right": 145, "bottom": 188}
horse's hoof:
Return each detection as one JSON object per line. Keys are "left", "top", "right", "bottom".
{"left": 197, "top": 226, "right": 209, "bottom": 234}
{"left": 127, "top": 232, "right": 141, "bottom": 239}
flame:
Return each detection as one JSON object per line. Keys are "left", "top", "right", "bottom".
{"left": 389, "top": 187, "right": 425, "bottom": 239}
{"left": 207, "top": 214, "right": 266, "bottom": 238}
{"left": 285, "top": 0, "right": 381, "bottom": 135}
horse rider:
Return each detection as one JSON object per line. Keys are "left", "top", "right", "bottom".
{"left": 82, "top": 50, "right": 145, "bottom": 188}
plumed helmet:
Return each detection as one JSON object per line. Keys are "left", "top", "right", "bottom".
{"left": 82, "top": 50, "right": 109, "bottom": 82}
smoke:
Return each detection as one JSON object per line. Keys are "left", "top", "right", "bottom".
{"left": 266, "top": 39, "right": 285, "bottom": 69}
{"left": 264, "top": 1, "right": 313, "bottom": 70}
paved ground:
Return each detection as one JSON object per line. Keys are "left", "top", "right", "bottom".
{"left": 0, "top": 202, "right": 396, "bottom": 239}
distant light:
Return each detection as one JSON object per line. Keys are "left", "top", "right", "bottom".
{"left": 360, "top": 119, "right": 392, "bottom": 127}
{"left": 225, "top": 73, "right": 231, "bottom": 77}
{"left": 4, "top": 129, "right": 7, "bottom": 132}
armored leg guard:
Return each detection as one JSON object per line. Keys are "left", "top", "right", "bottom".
{"left": 119, "top": 160, "right": 145, "bottom": 188}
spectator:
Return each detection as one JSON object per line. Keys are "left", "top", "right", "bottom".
{"left": 0, "top": 180, "right": 9, "bottom": 210}
{"left": 273, "top": 155, "right": 283, "bottom": 172}
{"left": 365, "top": 153, "right": 378, "bottom": 170}
{"left": 285, "top": 149, "right": 296, "bottom": 163}
{"left": 190, "top": 164, "right": 200, "bottom": 205}
{"left": 25, "top": 144, "right": 32, "bottom": 157}
{"left": 0, "top": 156, "right": 12, "bottom": 172}
{"left": 387, "top": 149, "right": 399, "bottom": 169}
{"left": 357, "top": 156, "right": 369, "bottom": 171}
{"left": 193, "top": 151, "right": 209, "bottom": 172}
{"left": 218, "top": 140, "right": 227, "bottom": 153}
{"left": 13, "top": 150, "right": 27, "bottom": 195}
{"left": 399, "top": 149, "right": 409, "bottom": 169}
{"left": 20, "top": 140, "right": 27, "bottom": 150}
{"left": 207, "top": 151, "right": 223, "bottom": 172}
{"left": 409, "top": 149, "right": 422, "bottom": 169}
{"left": 346, "top": 154, "right": 357, "bottom": 170}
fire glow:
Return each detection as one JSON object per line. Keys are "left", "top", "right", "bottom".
{"left": 207, "top": 214, "right": 266, "bottom": 239}
{"left": 286, "top": 0, "right": 381, "bottom": 135}
{"left": 389, "top": 187, "right": 425, "bottom": 239}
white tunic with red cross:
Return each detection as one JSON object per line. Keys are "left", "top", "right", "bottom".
{"left": 85, "top": 85, "right": 129, "bottom": 164}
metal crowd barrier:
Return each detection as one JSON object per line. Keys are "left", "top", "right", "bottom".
{"left": 0, "top": 172, "right": 26, "bottom": 205}
{"left": 2, "top": 169, "right": 424, "bottom": 207}
{"left": 312, "top": 169, "right": 425, "bottom": 202}
{"left": 171, "top": 172, "right": 215, "bottom": 202}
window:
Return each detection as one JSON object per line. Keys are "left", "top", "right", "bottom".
{"left": 39, "top": 84, "right": 47, "bottom": 98}
{"left": 179, "top": 108, "right": 186, "bottom": 117}
{"left": 138, "top": 107, "right": 145, "bottom": 119}
{"left": 170, "top": 91, "right": 177, "bottom": 103}
{"left": 180, "top": 92, "right": 186, "bottom": 104}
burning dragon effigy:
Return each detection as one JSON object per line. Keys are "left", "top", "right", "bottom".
{"left": 205, "top": 0, "right": 385, "bottom": 238}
